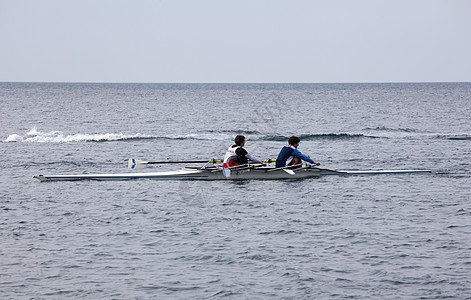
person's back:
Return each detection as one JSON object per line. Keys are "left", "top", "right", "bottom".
{"left": 276, "top": 145, "right": 297, "bottom": 168}
{"left": 223, "top": 135, "right": 265, "bottom": 168}
{"left": 276, "top": 136, "right": 320, "bottom": 168}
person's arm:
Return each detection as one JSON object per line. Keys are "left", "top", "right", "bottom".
{"left": 236, "top": 147, "right": 266, "bottom": 165}
{"left": 246, "top": 153, "right": 262, "bottom": 164}
{"left": 292, "top": 149, "right": 317, "bottom": 164}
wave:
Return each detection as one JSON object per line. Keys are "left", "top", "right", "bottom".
{"left": 3, "top": 127, "right": 154, "bottom": 143}
{"left": 262, "top": 133, "right": 375, "bottom": 141}
{"left": 3, "top": 127, "right": 232, "bottom": 143}
{"left": 15, "top": 127, "right": 461, "bottom": 144}
{"left": 362, "top": 130, "right": 471, "bottom": 141}
{"left": 157, "top": 133, "right": 230, "bottom": 141}
{"left": 363, "top": 126, "right": 418, "bottom": 133}
{"left": 435, "top": 134, "right": 471, "bottom": 141}
{"left": 205, "top": 129, "right": 263, "bottom": 135}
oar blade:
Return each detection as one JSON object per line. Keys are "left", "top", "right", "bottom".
{"left": 283, "top": 169, "right": 296, "bottom": 175}
{"left": 222, "top": 163, "right": 231, "bottom": 178}
{"left": 128, "top": 158, "right": 148, "bottom": 169}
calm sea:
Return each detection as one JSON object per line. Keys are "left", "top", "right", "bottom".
{"left": 1, "top": 82, "right": 470, "bottom": 299}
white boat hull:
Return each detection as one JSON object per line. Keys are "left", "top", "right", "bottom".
{"left": 33, "top": 167, "right": 434, "bottom": 182}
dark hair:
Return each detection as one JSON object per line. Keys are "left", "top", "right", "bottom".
{"left": 234, "top": 135, "right": 245, "bottom": 146}
{"left": 288, "top": 136, "right": 300, "bottom": 145}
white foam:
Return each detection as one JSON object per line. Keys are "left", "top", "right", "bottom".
{"left": 3, "top": 127, "right": 244, "bottom": 143}
{"left": 3, "top": 127, "right": 147, "bottom": 143}
{"left": 4, "top": 133, "right": 24, "bottom": 142}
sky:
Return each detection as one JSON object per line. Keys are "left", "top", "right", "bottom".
{"left": 0, "top": 0, "right": 470, "bottom": 83}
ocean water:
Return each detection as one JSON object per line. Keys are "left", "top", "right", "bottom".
{"left": 1, "top": 82, "right": 470, "bottom": 299}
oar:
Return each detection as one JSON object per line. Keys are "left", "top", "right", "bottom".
{"left": 128, "top": 158, "right": 222, "bottom": 169}
{"left": 129, "top": 158, "right": 276, "bottom": 169}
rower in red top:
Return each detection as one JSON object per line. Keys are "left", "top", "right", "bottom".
{"left": 223, "top": 135, "right": 266, "bottom": 169}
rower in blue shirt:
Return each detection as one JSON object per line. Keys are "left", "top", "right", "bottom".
{"left": 276, "top": 136, "right": 320, "bottom": 168}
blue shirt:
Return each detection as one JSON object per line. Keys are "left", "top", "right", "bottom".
{"left": 276, "top": 145, "right": 314, "bottom": 168}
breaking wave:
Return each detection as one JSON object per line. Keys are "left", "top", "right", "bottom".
{"left": 3, "top": 127, "right": 232, "bottom": 143}
{"left": 3, "top": 127, "right": 153, "bottom": 143}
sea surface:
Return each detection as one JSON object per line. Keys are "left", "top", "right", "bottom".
{"left": 1, "top": 82, "right": 470, "bottom": 299}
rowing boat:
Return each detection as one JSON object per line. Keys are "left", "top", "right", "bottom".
{"left": 33, "top": 164, "right": 434, "bottom": 182}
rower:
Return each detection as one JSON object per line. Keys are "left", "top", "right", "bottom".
{"left": 275, "top": 136, "right": 320, "bottom": 168}
{"left": 223, "top": 135, "right": 266, "bottom": 168}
